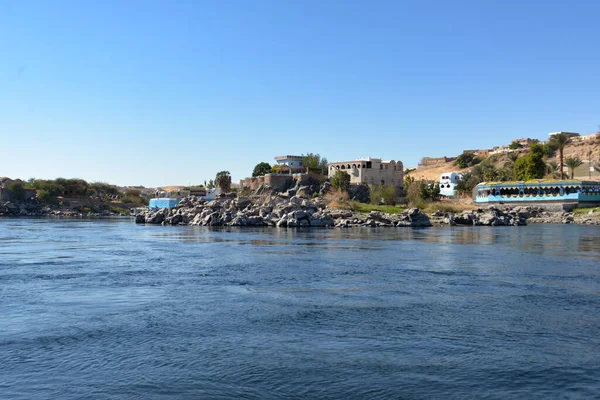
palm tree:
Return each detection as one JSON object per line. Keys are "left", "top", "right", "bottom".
{"left": 550, "top": 133, "right": 571, "bottom": 179}
{"left": 215, "top": 171, "right": 232, "bottom": 193}
{"left": 547, "top": 161, "right": 559, "bottom": 178}
{"left": 565, "top": 157, "right": 583, "bottom": 179}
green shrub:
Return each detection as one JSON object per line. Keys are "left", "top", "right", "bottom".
{"left": 36, "top": 189, "right": 58, "bottom": 205}
{"left": 454, "top": 152, "right": 482, "bottom": 169}
{"left": 331, "top": 170, "right": 350, "bottom": 192}
{"left": 370, "top": 185, "right": 397, "bottom": 205}
{"left": 454, "top": 172, "right": 480, "bottom": 195}
{"left": 541, "top": 142, "right": 558, "bottom": 158}
{"left": 514, "top": 143, "right": 546, "bottom": 180}
{"left": 509, "top": 142, "right": 523, "bottom": 150}
{"left": 404, "top": 176, "right": 440, "bottom": 206}
{"left": 6, "top": 181, "right": 25, "bottom": 202}
{"left": 252, "top": 162, "right": 272, "bottom": 177}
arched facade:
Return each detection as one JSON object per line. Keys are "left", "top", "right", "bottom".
{"left": 327, "top": 157, "right": 404, "bottom": 189}
{"left": 474, "top": 180, "right": 600, "bottom": 205}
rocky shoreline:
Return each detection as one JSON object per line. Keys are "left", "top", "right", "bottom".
{"left": 133, "top": 194, "right": 600, "bottom": 227}
{"left": 135, "top": 193, "right": 436, "bottom": 228}
{"left": 4, "top": 196, "right": 599, "bottom": 227}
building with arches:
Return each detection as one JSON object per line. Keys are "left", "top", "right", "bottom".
{"left": 328, "top": 157, "right": 404, "bottom": 188}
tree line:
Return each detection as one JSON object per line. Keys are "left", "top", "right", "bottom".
{"left": 4, "top": 178, "right": 147, "bottom": 206}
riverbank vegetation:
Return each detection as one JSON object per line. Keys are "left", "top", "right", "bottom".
{"left": 573, "top": 207, "right": 600, "bottom": 215}
{"left": 7, "top": 178, "right": 149, "bottom": 208}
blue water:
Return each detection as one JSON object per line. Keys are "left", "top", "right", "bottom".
{"left": 0, "top": 219, "right": 599, "bottom": 399}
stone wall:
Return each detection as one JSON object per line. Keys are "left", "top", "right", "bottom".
{"left": 419, "top": 157, "right": 456, "bottom": 166}
{"left": 241, "top": 173, "right": 327, "bottom": 192}
{"left": 0, "top": 188, "right": 36, "bottom": 202}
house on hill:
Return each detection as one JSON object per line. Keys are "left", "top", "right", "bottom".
{"left": 273, "top": 155, "right": 305, "bottom": 173}
{"left": 328, "top": 157, "right": 404, "bottom": 188}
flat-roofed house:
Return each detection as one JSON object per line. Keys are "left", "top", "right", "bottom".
{"left": 328, "top": 157, "right": 404, "bottom": 188}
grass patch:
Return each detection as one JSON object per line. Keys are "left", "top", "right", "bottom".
{"left": 324, "top": 190, "right": 352, "bottom": 210}
{"left": 573, "top": 207, "right": 600, "bottom": 215}
{"left": 350, "top": 201, "right": 405, "bottom": 214}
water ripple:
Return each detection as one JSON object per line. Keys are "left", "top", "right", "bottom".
{"left": 0, "top": 219, "right": 599, "bottom": 399}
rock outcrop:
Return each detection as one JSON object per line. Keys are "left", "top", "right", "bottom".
{"left": 429, "top": 207, "right": 528, "bottom": 226}
{"left": 136, "top": 195, "right": 433, "bottom": 228}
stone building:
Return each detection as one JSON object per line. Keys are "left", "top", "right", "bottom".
{"left": 328, "top": 157, "right": 404, "bottom": 188}
{"left": 419, "top": 156, "right": 456, "bottom": 167}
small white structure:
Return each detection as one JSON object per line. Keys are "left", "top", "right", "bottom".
{"left": 204, "top": 188, "right": 220, "bottom": 201}
{"left": 439, "top": 172, "right": 462, "bottom": 197}
{"left": 274, "top": 155, "right": 304, "bottom": 169}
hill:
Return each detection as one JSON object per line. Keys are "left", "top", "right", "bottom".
{"left": 407, "top": 134, "right": 600, "bottom": 182}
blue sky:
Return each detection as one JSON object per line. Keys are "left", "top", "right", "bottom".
{"left": 1, "top": 0, "right": 599, "bottom": 187}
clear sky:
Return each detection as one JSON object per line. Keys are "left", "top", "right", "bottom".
{"left": 1, "top": 0, "right": 599, "bottom": 187}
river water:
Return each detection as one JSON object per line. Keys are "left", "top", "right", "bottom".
{"left": 0, "top": 219, "right": 599, "bottom": 399}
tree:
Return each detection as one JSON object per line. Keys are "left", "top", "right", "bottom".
{"left": 454, "top": 172, "right": 479, "bottom": 196}
{"left": 565, "top": 157, "right": 583, "bottom": 179}
{"left": 215, "top": 171, "right": 232, "bottom": 192}
{"left": 550, "top": 133, "right": 572, "bottom": 179}
{"left": 36, "top": 189, "right": 58, "bottom": 205}
{"left": 454, "top": 152, "right": 482, "bottom": 168}
{"left": 507, "top": 152, "right": 519, "bottom": 163}
{"left": 547, "top": 161, "right": 559, "bottom": 178}
{"left": 207, "top": 179, "right": 215, "bottom": 189}
{"left": 541, "top": 142, "right": 558, "bottom": 158}
{"left": 302, "top": 153, "right": 329, "bottom": 171}
{"left": 331, "top": 170, "right": 350, "bottom": 192}
{"left": 252, "top": 162, "right": 271, "bottom": 177}
{"left": 513, "top": 143, "right": 546, "bottom": 181}
{"left": 370, "top": 185, "right": 397, "bottom": 205}
{"left": 509, "top": 142, "right": 523, "bottom": 150}
{"left": 6, "top": 181, "right": 25, "bottom": 202}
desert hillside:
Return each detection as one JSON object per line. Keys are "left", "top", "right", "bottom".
{"left": 407, "top": 135, "right": 600, "bottom": 181}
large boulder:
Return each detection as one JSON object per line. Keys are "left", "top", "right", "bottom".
{"left": 295, "top": 186, "right": 313, "bottom": 199}
{"left": 234, "top": 196, "right": 251, "bottom": 210}
{"left": 309, "top": 213, "right": 334, "bottom": 227}
{"left": 145, "top": 209, "right": 166, "bottom": 224}
{"left": 454, "top": 211, "right": 474, "bottom": 225}
{"left": 369, "top": 211, "right": 392, "bottom": 225}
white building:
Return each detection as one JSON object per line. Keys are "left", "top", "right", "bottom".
{"left": 274, "top": 155, "right": 304, "bottom": 169}
{"left": 439, "top": 172, "right": 462, "bottom": 197}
